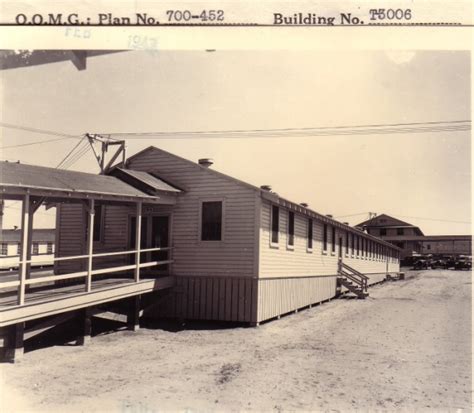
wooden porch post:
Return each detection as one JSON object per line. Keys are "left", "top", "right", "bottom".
{"left": 3, "top": 323, "right": 25, "bottom": 363}
{"left": 18, "top": 193, "right": 30, "bottom": 305}
{"left": 85, "top": 199, "right": 95, "bottom": 292}
{"left": 76, "top": 307, "right": 92, "bottom": 346}
{"left": 134, "top": 202, "right": 142, "bottom": 283}
{"left": 127, "top": 296, "right": 141, "bottom": 331}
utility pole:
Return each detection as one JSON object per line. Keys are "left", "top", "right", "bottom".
{"left": 86, "top": 134, "right": 126, "bottom": 174}
{"left": 368, "top": 212, "right": 377, "bottom": 220}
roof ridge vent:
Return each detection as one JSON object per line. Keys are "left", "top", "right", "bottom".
{"left": 198, "top": 158, "right": 214, "bottom": 168}
{"left": 300, "top": 202, "right": 309, "bottom": 208}
{"left": 260, "top": 185, "right": 272, "bottom": 191}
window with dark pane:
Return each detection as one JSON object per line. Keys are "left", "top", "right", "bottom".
{"left": 287, "top": 211, "right": 295, "bottom": 246}
{"left": 201, "top": 201, "right": 223, "bottom": 241}
{"left": 331, "top": 226, "right": 336, "bottom": 252}
{"left": 307, "top": 218, "right": 313, "bottom": 249}
{"left": 323, "top": 224, "right": 328, "bottom": 251}
{"left": 271, "top": 205, "right": 279, "bottom": 244}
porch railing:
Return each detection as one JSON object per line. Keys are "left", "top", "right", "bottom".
{"left": 0, "top": 247, "right": 173, "bottom": 305}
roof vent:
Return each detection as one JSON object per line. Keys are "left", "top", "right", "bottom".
{"left": 198, "top": 158, "right": 214, "bottom": 168}
{"left": 326, "top": 214, "right": 333, "bottom": 218}
{"left": 260, "top": 185, "right": 272, "bottom": 191}
{"left": 343, "top": 222, "right": 349, "bottom": 226}
{"left": 300, "top": 203, "right": 309, "bottom": 208}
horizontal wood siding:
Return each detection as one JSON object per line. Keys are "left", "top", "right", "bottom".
{"left": 145, "top": 275, "right": 257, "bottom": 323}
{"left": 257, "top": 276, "right": 337, "bottom": 322}
{"left": 259, "top": 200, "right": 400, "bottom": 278}
{"left": 128, "top": 149, "right": 258, "bottom": 277}
{"left": 55, "top": 204, "right": 85, "bottom": 274}
{"left": 257, "top": 200, "right": 400, "bottom": 319}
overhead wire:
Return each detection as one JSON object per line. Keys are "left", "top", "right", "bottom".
{"left": 99, "top": 120, "right": 471, "bottom": 139}
{"left": 0, "top": 122, "right": 81, "bottom": 139}
{"left": 0, "top": 137, "right": 76, "bottom": 149}
{"left": 60, "top": 140, "right": 91, "bottom": 169}
{"left": 56, "top": 137, "right": 85, "bottom": 168}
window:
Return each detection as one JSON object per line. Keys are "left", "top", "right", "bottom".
{"left": 32, "top": 242, "right": 39, "bottom": 255}
{"left": 345, "top": 232, "right": 349, "bottom": 254}
{"left": 0, "top": 243, "right": 7, "bottom": 256}
{"left": 323, "top": 224, "right": 328, "bottom": 252}
{"left": 271, "top": 205, "right": 279, "bottom": 244}
{"left": 331, "top": 226, "right": 336, "bottom": 253}
{"left": 397, "top": 228, "right": 404, "bottom": 236}
{"left": 380, "top": 228, "right": 387, "bottom": 236}
{"left": 47, "top": 242, "right": 53, "bottom": 254}
{"left": 17, "top": 242, "right": 21, "bottom": 255}
{"left": 288, "top": 211, "right": 295, "bottom": 248}
{"left": 427, "top": 244, "right": 431, "bottom": 250}
{"left": 307, "top": 218, "right": 313, "bottom": 250}
{"left": 201, "top": 201, "right": 223, "bottom": 241}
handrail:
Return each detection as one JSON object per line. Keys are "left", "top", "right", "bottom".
{"left": 341, "top": 262, "right": 369, "bottom": 280}
{"left": 340, "top": 271, "right": 363, "bottom": 288}
{"left": 338, "top": 261, "right": 368, "bottom": 292}
{"left": 0, "top": 259, "right": 174, "bottom": 289}
{"left": 16, "top": 247, "right": 173, "bottom": 265}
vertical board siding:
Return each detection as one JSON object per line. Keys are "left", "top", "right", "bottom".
{"left": 256, "top": 276, "right": 337, "bottom": 322}
{"left": 145, "top": 275, "right": 257, "bottom": 323}
{"left": 127, "top": 148, "right": 257, "bottom": 277}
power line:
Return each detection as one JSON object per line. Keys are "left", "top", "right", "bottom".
{"left": 0, "top": 122, "right": 81, "bottom": 139}
{"left": 99, "top": 120, "right": 471, "bottom": 139}
{"left": 334, "top": 212, "right": 368, "bottom": 219}
{"left": 396, "top": 215, "right": 471, "bottom": 225}
{"left": 0, "top": 137, "right": 76, "bottom": 150}
{"left": 61, "top": 142, "right": 91, "bottom": 169}
{"left": 56, "top": 137, "right": 87, "bottom": 168}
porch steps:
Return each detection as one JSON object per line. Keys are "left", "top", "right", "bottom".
{"left": 337, "top": 261, "right": 369, "bottom": 299}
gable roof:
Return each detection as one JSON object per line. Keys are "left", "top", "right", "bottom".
{"left": 111, "top": 168, "right": 182, "bottom": 194}
{"left": 124, "top": 146, "right": 261, "bottom": 193}
{"left": 126, "top": 146, "right": 401, "bottom": 250}
{"left": 357, "top": 214, "right": 424, "bottom": 236}
{"left": 357, "top": 214, "right": 415, "bottom": 228}
{"left": 0, "top": 161, "right": 161, "bottom": 203}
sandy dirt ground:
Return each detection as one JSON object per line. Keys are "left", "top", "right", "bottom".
{"left": 1, "top": 269, "right": 471, "bottom": 412}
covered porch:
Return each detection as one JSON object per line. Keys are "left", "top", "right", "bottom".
{"left": 0, "top": 161, "right": 180, "bottom": 361}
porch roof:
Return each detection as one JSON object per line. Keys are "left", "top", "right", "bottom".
{"left": 0, "top": 161, "right": 163, "bottom": 203}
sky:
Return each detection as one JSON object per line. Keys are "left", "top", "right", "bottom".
{"left": 0, "top": 50, "right": 471, "bottom": 235}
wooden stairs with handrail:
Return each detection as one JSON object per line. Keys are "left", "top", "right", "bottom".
{"left": 337, "top": 261, "right": 369, "bottom": 299}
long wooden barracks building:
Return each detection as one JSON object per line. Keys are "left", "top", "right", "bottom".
{"left": 0, "top": 147, "right": 401, "bottom": 360}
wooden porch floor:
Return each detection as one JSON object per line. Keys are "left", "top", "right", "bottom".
{"left": 0, "top": 273, "right": 175, "bottom": 327}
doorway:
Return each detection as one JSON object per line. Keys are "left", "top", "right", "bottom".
{"left": 129, "top": 214, "right": 170, "bottom": 275}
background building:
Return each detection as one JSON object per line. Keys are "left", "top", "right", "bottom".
{"left": 356, "top": 214, "right": 471, "bottom": 259}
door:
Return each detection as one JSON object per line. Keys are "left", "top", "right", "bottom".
{"left": 151, "top": 216, "right": 170, "bottom": 273}
{"left": 129, "top": 215, "right": 170, "bottom": 275}
{"left": 338, "top": 236, "right": 343, "bottom": 260}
